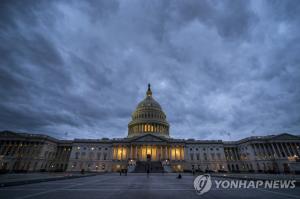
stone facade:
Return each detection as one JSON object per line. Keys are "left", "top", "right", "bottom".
{"left": 1, "top": 85, "right": 300, "bottom": 173}
{"left": 1, "top": 131, "right": 299, "bottom": 173}
{"left": 0, "top": 132, "right": 72, "bottom": 172}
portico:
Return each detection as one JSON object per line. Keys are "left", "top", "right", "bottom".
{"left": 112, "top": 143, "right": 185, "bottom": 161}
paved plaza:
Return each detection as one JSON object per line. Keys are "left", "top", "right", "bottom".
{"left": 0, "top": 173, "right": 300, "bottom": 199}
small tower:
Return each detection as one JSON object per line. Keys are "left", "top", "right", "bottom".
{"left": 146, "top": 83, "right": 152, "bottom": 97}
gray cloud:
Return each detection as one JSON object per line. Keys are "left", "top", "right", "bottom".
{"left": 0, "top": 0, "right": 300, "bottom": 140}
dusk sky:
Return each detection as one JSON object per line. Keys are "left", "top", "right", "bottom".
{"left": 0, "top": 0, "right": 299, "bottom": 141}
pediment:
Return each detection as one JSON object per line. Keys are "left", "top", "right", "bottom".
{"left": 272, "top": 133, "right": 300, "bottom": 140}
{"left": 130, "top": 134, "right": 167, "bottom": 143}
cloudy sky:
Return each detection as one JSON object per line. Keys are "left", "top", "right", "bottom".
{"left": 0, "top": 0, "right": 300, "bottom": 141}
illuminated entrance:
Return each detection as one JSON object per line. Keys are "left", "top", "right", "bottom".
{"left": 147, "top": 154, "right": 151, "bottom": 161}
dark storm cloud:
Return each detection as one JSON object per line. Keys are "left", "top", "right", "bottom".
{"left": 0, "top": 0, "right": 299, "bottom": 140}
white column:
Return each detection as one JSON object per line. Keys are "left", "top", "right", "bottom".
{"left": 280, "top": 143, "right": 288, "bottom": 157}
{"left": 234, "top": 148, "right": 239, "bottom": 160}
{"left": 174, "top": 146, "right": 177, "bottom": 160}
{"left": 274, "top": 143, "right": 281, "bottom": 158}
{"left": 252, "top": 144, "right": 257, "bottom": 158}
{"left": 112, "top": 146, "right": 115, "bottom": 160}
{"left": 262, "top": 144, "right": 268, "bottom": 159}
{"left": 271, "top": 143, "right": 277, "bottom": 158}
{"left": 256, "top": 144, "right": 261, "bottom": 159}
{"left": 259, "top": 144, "right": 264, "bottom": 159}
{"left": 284, "top": 143, "right": 291, "bottom": 157}
{"left": 255, "top": 144, "right": 260, "bottom": 159}
{"left": 180, "top": 146, "right": 182, "bottom": 161}
{"left": 170, "top": 146, "right": 172, "bottom": 160}
{"left": 135, "top": 145, "right": 138, "bottom": 160}
{"left": 160, "top": 146, "right": 162, "bottom": 160}
{"left": 289, "top": 143, "right": 296, "bottom": 156}
{"left": 165, "top": 146, "right": 168, "bottom": 159}
{"left": 121, "top": 146, "right": 123, "bottom": 160}
{"left": 266, "top": 144, "right": 272, "bottom": 157}
{"left": 293, "top": 143, "right": 300, "bottom": 156}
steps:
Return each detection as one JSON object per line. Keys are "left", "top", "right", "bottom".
{"left": 150, "top": 161, "right": 164, "bottom": 173}
{"left": 127, "top": 165, "right": 136, "bottom": 173}
{"left": 163, "top": 165, "right": 172, "bottom": 173}
{"left": 133, "top": 161, "right": 164, "bottom": 173}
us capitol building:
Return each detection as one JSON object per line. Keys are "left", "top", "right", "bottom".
{"left": 1, "top": 85, "right": 300, "bottom": 174}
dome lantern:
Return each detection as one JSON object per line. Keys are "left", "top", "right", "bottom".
{"left": 146, "top": 83, "right": 152, "bottom": 97}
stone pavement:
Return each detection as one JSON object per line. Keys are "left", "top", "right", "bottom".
{"left": 211, "top": 173, "right": 300, "bottom": 184}
{"left": 0, "top": 172, "right": 96, "bottom": 187}
{"left": 0, "top": 173, "right": 299, "bottom": 199}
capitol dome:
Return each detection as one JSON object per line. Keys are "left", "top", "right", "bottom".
{"left": 128, "top": 84, "right": 169, "bottom": 137}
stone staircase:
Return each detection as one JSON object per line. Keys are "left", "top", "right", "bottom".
{"left": 150, "top": 161, "right": 164, "bottom": 173}
{"left": 163, "top": 165, "right": 172, "bottom": 173}
{"left": 127, "top": 165, "right": 136, "bottom": 173}
{"left": 133, "top": 161, "right": 164, "bottom": 173}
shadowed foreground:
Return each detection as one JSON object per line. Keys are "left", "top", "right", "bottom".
{"left": 0, "top": 173, "right": 300, "bottom": 199}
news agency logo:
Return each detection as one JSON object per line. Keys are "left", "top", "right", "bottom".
{"left": 193, "top": 174, "right": 296, "bottom": 195}
{"left": 193, "top": 174, "right": 212, "bottom": 195}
